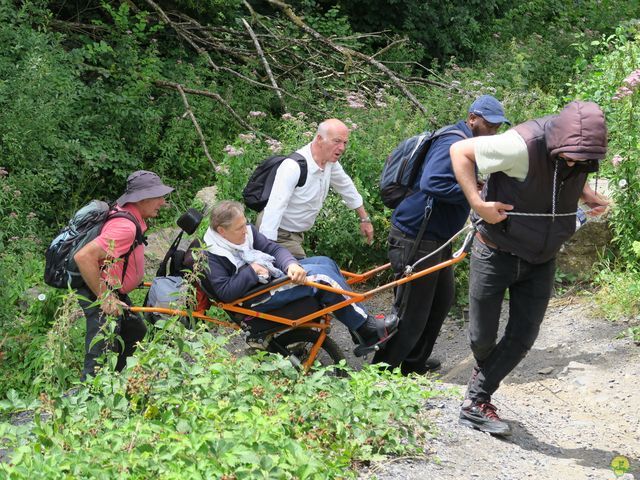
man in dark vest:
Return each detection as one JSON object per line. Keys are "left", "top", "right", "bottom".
{"left": 450, "top": 101, "right": 609, "bottom": 436}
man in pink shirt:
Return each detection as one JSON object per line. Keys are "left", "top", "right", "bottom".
{"left": 74, "top": 170, "right": 173, "bottom": 380}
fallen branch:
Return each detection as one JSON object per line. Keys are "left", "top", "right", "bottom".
{"left": 241, "top": 17, "right": 286, "bottom": 112}
{"left": 155, "top": 80, "right": 275, "bottom": 141}
{"left": 144, "top": 0, "right": 220, "bottom": 72}
{"left": 145, "top": 0, "right": 320, "bottom": 114}
{"left": 174, "top": 83, "right": 219, "bottom": 172}
{"left": 265, "top": 0, "right": 428, "bottom": 115}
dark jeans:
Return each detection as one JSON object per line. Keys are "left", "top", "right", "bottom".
{"left": 373, "top": 226, "right": 454, "bottom": 374}
{"left": 77, "top": 286, "right": 147, "bottom": 381}
{"left": 466, "top": 237, "right": 555, "bottom": 402}
{"left": 251, "top": 256, "right": 368, "bottom": 330}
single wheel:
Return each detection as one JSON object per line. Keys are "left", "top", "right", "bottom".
{"left": 268, "top": 329, "right": 347, "bottom": 376}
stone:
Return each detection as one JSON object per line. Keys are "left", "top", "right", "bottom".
{"left": 538, "top": 366, "right": 554, "bottom": 375}
{"left": 557, "top": 179, "right": 612, "bottom": 278}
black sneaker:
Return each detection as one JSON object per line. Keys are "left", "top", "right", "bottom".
{"left": 401, "top": 357, "right": 442, "bottom": 375}
{"left": 459, "top": 399, "right": 512, "bottom": 436}
{"left": 351, "top": 314, "right": 398, "bottom": 357}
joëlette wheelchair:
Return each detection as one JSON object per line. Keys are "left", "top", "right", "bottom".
{"left": 130, "top": 209, "right": 474, "bottom": 375}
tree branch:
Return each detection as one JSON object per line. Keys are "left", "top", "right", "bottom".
{"left": 265, "top": 0, "right": 428, "bottom": 115}
{"left": 174, "top": 83, "right": 219, "bottom": 173}
{"left": 241, "top": 17, "right": 286, "bottom": 112}
{"left": 155, "top": 80, "right": 275, "bottom": 141}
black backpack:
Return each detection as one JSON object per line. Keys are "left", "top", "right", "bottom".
{"left": 44, "top": 200, "right": 145, "bottom": 289}
{"left": 379, "top": 126, "right": 467, "bottom": 209}
{"left": 242, "top": 152, "right": 307, "bottom": 212}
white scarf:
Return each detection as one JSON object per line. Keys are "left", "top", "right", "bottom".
{"left": 204, "top": 226, "right": 284, "bottom": 279}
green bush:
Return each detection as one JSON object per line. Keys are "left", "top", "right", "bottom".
{"left": 569, "top": 25, "right": 640, "bottom": 268}
{"left": 0, "top": 321, "right": 443, "bottom": 478}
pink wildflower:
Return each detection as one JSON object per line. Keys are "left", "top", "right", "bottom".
{"left": 248, "top": 111, "right": 266, "bottom": 118}
{"left": 266, "top": 138, "right": 283, "bottom": 153}
{"left": 614, "top": 69, "right": 640, "bottom": 100}
{"left": 223, "top": 145, "right": 244, "bottom": 157}
{"left": 281, "top": 113, "right": 294, "bottom": 120}
{"left": 623, "top": 69, "right": 640, "bottom": 88}
{"left": 346, "top": 92, "right": 366, "bottom": 109}
{"left": 0, "top": 167, "right": 8, "bottom": 177}
{"left": 611, "top": 154, "right": 624, "bottom": 167}
{"left": 238, "top": 133, "right": 256, "bottom": 143}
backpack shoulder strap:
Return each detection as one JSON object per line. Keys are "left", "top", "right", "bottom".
{"left": 431, "top": 124, "right": 468, "bottom": 141}
{"left": 104, "top": 210, "right": 147, "bottom": 285}
{"left": 288, "top": 152, "right": 308, "bottom": 187}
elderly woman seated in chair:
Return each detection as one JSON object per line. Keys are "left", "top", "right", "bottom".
{"left": 200, "top": 200, "right": 396, "bottom": 352}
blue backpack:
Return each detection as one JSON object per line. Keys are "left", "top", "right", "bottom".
{"left": 379, "top": 125, "right": 466, "bottom": 209}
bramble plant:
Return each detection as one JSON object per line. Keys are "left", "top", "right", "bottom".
{"left": 0, "top": 321, "right": 445, "bottom": 478}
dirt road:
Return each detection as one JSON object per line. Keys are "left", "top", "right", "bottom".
{"left": 349, "top": 293, "right": 639, "bottom": 479}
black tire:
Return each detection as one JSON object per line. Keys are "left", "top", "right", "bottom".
{"left": 269, "top": 329, "right": 348, "bottom": 376}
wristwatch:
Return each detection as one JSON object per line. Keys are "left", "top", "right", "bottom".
{"left": 360, "top": 217, "right": 372, "bottom": 223}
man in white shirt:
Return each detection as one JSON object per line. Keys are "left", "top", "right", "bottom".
{"left": 257, "top": 118, "right": 373, "bottom": 258}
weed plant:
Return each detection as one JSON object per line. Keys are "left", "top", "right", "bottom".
{"left": 0, "top": 320, "right": 443, "bottom": 478}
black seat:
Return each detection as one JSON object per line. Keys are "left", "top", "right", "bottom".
{"left": 240, "top": 296, "right": 322, "bottom": 337}
{"left": 200, "top": 277, "right": 323, "bottom": 338}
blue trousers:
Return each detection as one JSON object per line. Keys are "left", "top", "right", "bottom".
{"left": 250, "top": 256, "right": 368, "bottom": 330}
{"left": 466, "top": 238, "right": 555, "bottom": 402}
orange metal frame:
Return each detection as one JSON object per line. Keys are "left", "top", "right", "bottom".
{"left": 130, "top": 249, "right": 469, "bottom": 371}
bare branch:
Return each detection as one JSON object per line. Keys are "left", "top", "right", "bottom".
{"left": 175, "top": 83, "right": 219, "bottom": 173}
{"left": 144, "top": 0, "right": 220, "bottom": 71}
{"left": 371, "top": 38, "right": 408, "bottom": 59}
{"left": 265, "top": 0, "right": 428, "bottom": 115}
{"left": 48, "top": 19, "right": 107, "bottom": 39}
{"left": 155, "top": 80, "right": 262, "bottom": 136}
{"left": 241, "top": 17, "right": 286, "bottom": 112}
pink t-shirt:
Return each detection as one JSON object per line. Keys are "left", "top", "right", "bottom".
{"left": 95, "top": 204, "right": 147, "bottom": 294}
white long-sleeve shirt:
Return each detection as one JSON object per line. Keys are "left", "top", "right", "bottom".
{"left": 259, "top": 143, "right": 363, "bottom": 240}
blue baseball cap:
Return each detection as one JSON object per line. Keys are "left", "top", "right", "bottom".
{"left": 468, "top": 95, "right": 511, "bottom": 125}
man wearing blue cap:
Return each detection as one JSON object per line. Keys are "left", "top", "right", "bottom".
{"left": 373, "top": 95, "right": 510, "bottom": 375}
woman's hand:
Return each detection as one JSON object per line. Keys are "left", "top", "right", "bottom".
{"left": 287, "top": 263, "right": 307, "bottom": 284}
{"left": 100, "top": 291, "right": 126, "bottom": 316}
{"left": 250, "top": 263, "right": 269, "bottom": 277}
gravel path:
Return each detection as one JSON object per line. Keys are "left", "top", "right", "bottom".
{"left": 352, "top": 292, "right": 640, "bottom": 480}
{"left": 224, "top": 286, "right": 639, "bottom": 478}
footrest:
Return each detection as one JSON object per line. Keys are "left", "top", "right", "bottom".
{"left": 353, "top": 328, "right": 397, "bottom": 357}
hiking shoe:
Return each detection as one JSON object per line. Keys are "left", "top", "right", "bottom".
{"left": 353, "top": 314, "right": 398, "bottom": 344}
{"left": 459, "top": 399, "right": 512, "bottom": 436}
{"left": 424, "top": 357, "right": 442, "bottom": 371}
